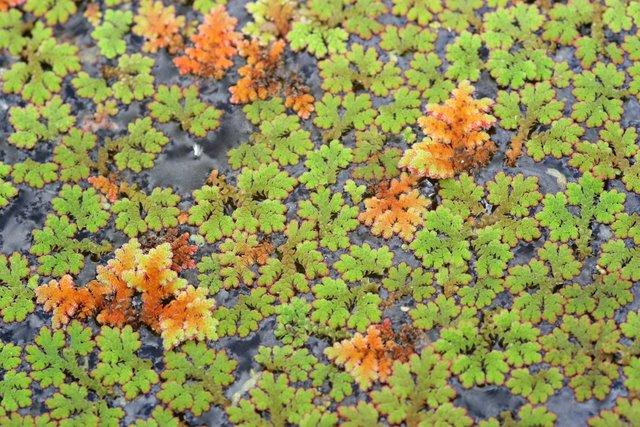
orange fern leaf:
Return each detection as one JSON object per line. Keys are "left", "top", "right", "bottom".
{"left": 229, "top": 38, "right": 313, "bottom": 118}
{"left": 359, "top": 173, "right": 430, "bottom": 241}
{"left": 0, "top": 0, "right": 24, "bottom": 11}
{"left": 243, "top": 38, "right": 285, "bottom": 66}
{"left": 82, "top": 101, "right": 118, "bottom": 132}
{"left": 399, "top": 81, "right": 496, "bottom": 179}
{"left": 377, "top": 318, "right": 420, "bottom": 363}
{"left": 169, "top": 232, "right": 197, "bottom": 272}
{"left": 92, "top": 239, "right": 140, "bottom": 326}
{"left": 159, "top": 286, "right": 217, "bottom": 349}
{"left": 177, "top": 211, "right": 189, "bottom": 224}
{"left": 229, "top": 39, "right": 285, "bottom": 104}
{"left": 140, "top": 229, "right": 197, "bottom": 272}
{"left": 246, "top": 239, "right": 273, "bottom": 266}
{"left": 421, "top": 80, "right": 495, "bottom": 147}
{"left": 36, "top": 275, "right": 98, "bottom": 327}
{"left": 133, "top": 0, "right": 185, "bottom": 53}
{"left": 123, "top": 242, "right": 187, "bottom": 330}
{"left": 124, "top": 242, "right": 178, "bottom": 294}
{"left": 265, "top": 0, "right": 296, "bottom": 38}
{"left": 90, "top": 281, "right": 132, "bottom": 327}
{"left": 325, "top": 324, "right": 395, "bottom": 389}
{"left": 399, "top": 138, "right": 455, "bottom": 179}
{"left": 88, "top": 175, "right": 120, "bottom": 203}
{"left": 34, "top": 238, "right": 218, "bottom": 349}
{"left": 83, "top": 3, "right": 101, "bottom": 25}
{"left": 285, "top": 86, "right": 315, "bottom": 119}
{"left": 174, "top": 6, "right": 240, "bottom": 79}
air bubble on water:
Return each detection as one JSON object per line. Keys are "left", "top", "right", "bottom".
{"left": 193, "top": 143, "right": 202, "bottom": 159}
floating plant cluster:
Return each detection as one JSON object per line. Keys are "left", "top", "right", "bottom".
{"left": 1, "top": 0, "right": 640, "bottom": 425}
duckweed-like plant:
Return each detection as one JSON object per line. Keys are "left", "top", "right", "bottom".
{"left": 2, "top": 21, "right": 79, "bottom": 104}
{"left": 1, "top": 0, "right": 640, "bottom": 425}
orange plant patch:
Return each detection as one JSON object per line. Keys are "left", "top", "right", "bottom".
{"left": 359, "top": 173, "right": 430, "bottom": 240}
{"left": 174, "top": 6, "right": 241, "bottom": 79}
{"left": 399, "top": 81, "right": 496, "bottom": 179}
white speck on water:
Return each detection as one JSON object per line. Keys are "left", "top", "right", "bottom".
{"left": 546, "top": 168, "right": 567, "bottom": 190}
{"left": 231, "top": 370, "right": 262, "bottom": 405}
{"left": 193, "top": 143, "right": 202, "bottom": 158}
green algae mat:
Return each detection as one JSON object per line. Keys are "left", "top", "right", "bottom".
{"left": 1, "top": 0, "right": 640, "bottom": 425}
